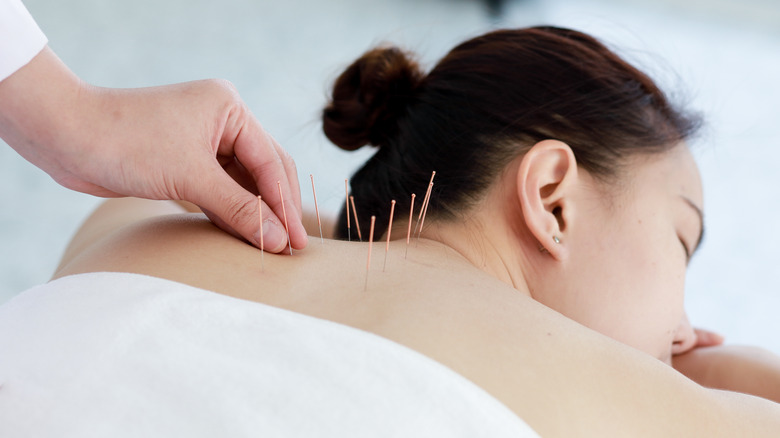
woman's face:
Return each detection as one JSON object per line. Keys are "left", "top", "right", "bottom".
{"left": 537, "top": 145, "right": 703, "bottom": 362}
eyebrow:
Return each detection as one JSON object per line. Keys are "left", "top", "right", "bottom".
{"left": 681, "top": 196, "right": 705, "bottom": 257}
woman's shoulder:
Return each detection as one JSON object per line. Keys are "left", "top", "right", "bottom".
{"left": 54, "top": 208, "right": 233, "bottom": 286}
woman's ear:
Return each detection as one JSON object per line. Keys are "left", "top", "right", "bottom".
{"left": 516, "top": 139, "right": 578, "bottom": 261}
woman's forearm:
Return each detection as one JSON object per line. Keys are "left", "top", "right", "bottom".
{"left": 673, "top": 345, "right": 780, "bottom": 403}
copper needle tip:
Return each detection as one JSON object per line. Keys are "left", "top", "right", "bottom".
{"left": 417, "top": 181, "right": 434, "bottom": 244}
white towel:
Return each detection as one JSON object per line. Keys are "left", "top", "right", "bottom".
{"left": 0, "top": 272, "right": 539, "bottom": 437}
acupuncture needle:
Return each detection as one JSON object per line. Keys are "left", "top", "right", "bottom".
{"left": 383, "top": 200, "right": 396, "bottom": 272}
{"left": 413, "top": 171, "right": 436, "bottom": 236}
{"left": 277, "top": 181, "right": 293, "bottom": 255}
{"left": 405, "top": 193, "right": 416, "bottom": 259}
{"left": 345, "top": 179, "right": 351, "bottom": 242}
{"left": 257, "top": 195, "right": 264, "bottom": 272}
{"left": 365, "top": 215, "right": 376, "bottom": 291}
{"left": 350, "top": 196, "right": 363, "bottom": 242}
{"left": 416, "top": 181, "right": 434, "bottom": 244}
{"left": 310, "top": 174, "right": 324, "bottom": 244}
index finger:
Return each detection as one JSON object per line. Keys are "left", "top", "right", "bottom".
{"left": 222, "top": 110, "right": 306, "bottom": 250}
{"left": 266, "top": 130, "right": 302, "bottom": 215}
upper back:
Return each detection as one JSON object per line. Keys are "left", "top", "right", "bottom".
{"left": 53, "top": 207, "right": 780, "bottom": 437}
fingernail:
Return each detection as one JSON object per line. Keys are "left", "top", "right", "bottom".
{"left": 256, "top": 220, "right": 286, "bottom": 253}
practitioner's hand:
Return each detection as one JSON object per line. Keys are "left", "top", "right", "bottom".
{"left": 0, "top": 47, "right": 306, "bottom": 253}
{"left": 84, "top": 81, "right": 307, "bottom": 253}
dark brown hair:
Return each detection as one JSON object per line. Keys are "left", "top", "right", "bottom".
{"left": 323, "top": 26, "right": 701, "bottom": 239}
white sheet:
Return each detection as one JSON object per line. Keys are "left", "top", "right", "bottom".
{"left": 0, "top": 272, "right": 539, "bottom": 437}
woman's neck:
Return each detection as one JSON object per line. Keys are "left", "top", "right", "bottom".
{"left": 418, "top": 218, "right": 534, "bottom": 298}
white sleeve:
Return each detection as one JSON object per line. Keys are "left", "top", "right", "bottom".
{"left": 0, "top": 0, "right": 48, "bottom": 81}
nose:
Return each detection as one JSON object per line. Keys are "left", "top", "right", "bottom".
{"left": 671, "top": 313, "right": 697, "bottom": 356}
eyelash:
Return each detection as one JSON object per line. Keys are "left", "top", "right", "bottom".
{"left": 679, "top": 237, "right": 690, "bottom": 260}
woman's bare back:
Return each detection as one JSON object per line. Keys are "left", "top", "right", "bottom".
{"left": 53, "top": 199, "right": 780, "bottom": 437}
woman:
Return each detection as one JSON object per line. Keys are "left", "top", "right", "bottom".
{"left": 1, "top": 27, "right": 779, "bottom": 437}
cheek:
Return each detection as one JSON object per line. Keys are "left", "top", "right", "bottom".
{"left": 625, "top": 239, "right": 685, "bottom": 358}
{"left": 555, "top": 214, "right": 687, "bottom": 358}
{"left": 617, "top": 231, "right": 687, "bottom": 357}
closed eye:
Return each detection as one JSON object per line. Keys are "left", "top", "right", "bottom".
{"left": 679, "top": 196, "right": 704, "bottom": 263}
{"left": 679, "top": 237, "right": 691, "bottom": 263}
{"left": 681, "top": 196, "right": 705, "bottom": 257}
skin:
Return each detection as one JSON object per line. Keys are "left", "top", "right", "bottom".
{"left": 428, "top": 140, "right": 702, "bottom": 362}
{"left": 674, "top": 344, "right": 780, "bottom": 403}
{"left": 52, "top": 141, "right": 780, "bottom": 436}
{"left": 0, "top": 46, "right": 307, "bottom": 252}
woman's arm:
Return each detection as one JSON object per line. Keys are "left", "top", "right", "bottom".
{"left": 673, "top": 344, "right": 780, "bottom": 403}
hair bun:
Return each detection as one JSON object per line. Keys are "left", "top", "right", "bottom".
{"left": 323, "top": 46, "right": 423, "bottom": 151}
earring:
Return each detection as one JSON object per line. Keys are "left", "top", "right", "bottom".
{"left": 540, "top": 236, "right": 561, "bottom": 253}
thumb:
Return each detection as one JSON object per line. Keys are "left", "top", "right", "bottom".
{"left": 188, "top": 167, "right": 289, "bottom": 253}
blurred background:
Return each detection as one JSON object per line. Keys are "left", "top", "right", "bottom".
{"left": 2, "top": 0, "right": 779, "bottom": 351}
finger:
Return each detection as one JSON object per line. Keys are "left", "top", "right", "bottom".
{"left": 671, "top": 332, "right": 698, "bottom": 356}
{"left": 693, "top": 328, "right": 725, "bottom": 347}
{"left": 218, "top": 156, "right": 305, "bottom": 253}
{"left": 671, "top": 313, "right": 698, "bottom": 356}
{"left": 187, "top": 163, "right": 289, "bottom": 253}
{"left": 268, "top": 133, "right": 309, "bottom": 249}
{"left": 221, "top": 157, "right": 260, "bottom": 195}
{"left": 268, "top": 132, "right": 302, "bottom": 214}
{"left": 227, "top": 114, "right": 307, "bottom": 249}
